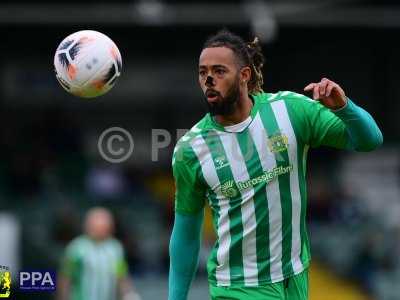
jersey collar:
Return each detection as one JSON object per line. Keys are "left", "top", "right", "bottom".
{"left": 206, "top": 93, "right": 262, "bottom": 132}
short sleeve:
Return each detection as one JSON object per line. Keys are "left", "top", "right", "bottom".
{"left": 114, "top": 242, "right": 128, "bottom": 278}
{"left": 172, "top": 142, "right": 206, "bottom": 215}
{"left": 284, "top": 92, "right": 349, "bottom": 149}
{"left": 59, "top": 243, "right": 80, "bottom": 278}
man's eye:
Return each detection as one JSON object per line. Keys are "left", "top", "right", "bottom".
{"left": 199, "top": 71, "right": 206, "bottom": 77}
{"left": 216, "top": 69, "right": 225, "bottom": 75}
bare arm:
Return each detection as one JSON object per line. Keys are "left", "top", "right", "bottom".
{"left": 57, "top": 275, "right": 70, "bottom": 300}
{"left": 118, "top": 276, "right": 142, "bottom": 300}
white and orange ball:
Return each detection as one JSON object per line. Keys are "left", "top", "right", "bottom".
{"left": 54, "top": 30, "right": 122, "bottom": 98}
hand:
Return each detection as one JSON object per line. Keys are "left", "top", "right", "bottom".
{"left": 122, "top": 291, "right": 142, "bottom": 300}
{"left": 304, "top": 78, "right": 347, "bottom": 110}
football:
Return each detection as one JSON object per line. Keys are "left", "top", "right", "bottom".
{"left": 54, "top": 30, "right": 122, "bottom": 98}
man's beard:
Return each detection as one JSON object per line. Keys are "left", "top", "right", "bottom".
{"left": 205, "top": 79, "right": 240, "bottom": 116}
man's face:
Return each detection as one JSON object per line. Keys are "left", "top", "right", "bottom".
{"left": 199, "top": 47, "right": 241, "bottom": 116}
{"left": 85, "top": 208, "right": 114, "bottom": 241}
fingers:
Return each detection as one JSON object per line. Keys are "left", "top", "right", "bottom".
{"left": 304, "top": 83, "right": 320, "bottom": 99}
{"left": 313, "top": 85, "right": 320, "bottom": 100}
{"left": 304, "top": 78, "right": 335, "bottom": 100}
{"left": 325, "top": 82, "right": 336, "bottom": 97}
{"left": 304, "top": 83, "right": 315, "bottom": 91}
{"left": 303, "top": 83, "right": 320, "bottom": 100}
{"left": 319, "top": 78, "right": 329, "bottom": 95}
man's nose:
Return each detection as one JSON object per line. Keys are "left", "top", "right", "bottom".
{"left": 205, "top": 76, "right": 215, "bottom": 87}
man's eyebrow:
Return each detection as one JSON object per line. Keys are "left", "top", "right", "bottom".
{"left": 198, "top": 64, "right": 228, "bottom": 69}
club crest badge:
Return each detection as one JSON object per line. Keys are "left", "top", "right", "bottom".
{"left": 267, "top": 133, "right": 289, "bottom": 153}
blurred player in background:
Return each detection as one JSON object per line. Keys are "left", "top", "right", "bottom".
{"left": 169, "top": 30, "right": 383, "bottom": 300}
{"left": 58, "top": 207, "right": 141, "bottom": 300}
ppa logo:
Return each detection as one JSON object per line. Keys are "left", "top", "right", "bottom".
{"left": 19, "top": 270, "right": 56, "bottom": 292}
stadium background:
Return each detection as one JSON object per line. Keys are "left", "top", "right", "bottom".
{"left": 0, "top": 0, "right": 399, "bottom": 299}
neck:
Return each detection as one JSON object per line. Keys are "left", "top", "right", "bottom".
{"left": 214, "top": 92, "right": 253, "bottom": 126}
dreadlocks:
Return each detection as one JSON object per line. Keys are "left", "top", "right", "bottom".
{"left": 203, "top": 29, "right": 265, "bottom": 95}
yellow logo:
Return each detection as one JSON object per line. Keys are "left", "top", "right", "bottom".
{"left": 267, "top": 134, "right": 288, "bottom": 153}
{"left": 220, "top": 165, "right": 293, "bottom": 197}
{"left": 0, "top": 266, "right": 11, "bottom": 298}
{"left": 220, "top": 180, "right": 239, "bottom": 198}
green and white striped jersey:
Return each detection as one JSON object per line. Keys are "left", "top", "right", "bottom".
{"left": 172, "top": 91, "right": 349, "bottom": 287}
{"left": 60, "top": 236, "right": 128, "bottom": 300}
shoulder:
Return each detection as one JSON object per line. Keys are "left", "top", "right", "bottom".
{"left": 65, "top": 236, "right": 90, "bottom": 257}
{"left": 106, "top": 238, "right": 124, "bottom": 254}
{"left": 172, "top": 116, "right": 209, "bottom": 166}
{"left": 257, "top": 91, "right": 314, "bottom": 104}
{"left": 67, "top": 236, "right": 88, "bottom": 249}
{"left": 257, "top": 91, "right": 323, "bottom": 113}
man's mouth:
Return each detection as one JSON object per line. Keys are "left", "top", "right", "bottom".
{"left": 206, "top": 89, "right": 220, "bottom": 102}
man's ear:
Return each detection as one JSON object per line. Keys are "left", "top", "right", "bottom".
{"left": 240, "top": 66, "right": 251, "bottom": 83}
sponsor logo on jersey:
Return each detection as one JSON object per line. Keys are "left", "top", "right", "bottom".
{"left": 220, "top": 180, "right": 239, "bottom": 197}
{"left": 267, "top": 133, "right": 289, "bottom": 153}
{"left": 0, "top": 265, "right": 11, "bottom": 298}
{"left": 220, "top": 165, "right": 293, "bottom": 198}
